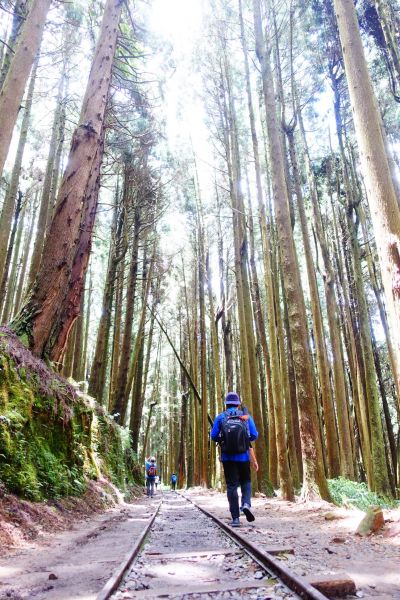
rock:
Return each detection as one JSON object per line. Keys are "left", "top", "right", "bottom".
{"left": 323, "top": 511, "right": 341, "bottom": 521}
{"left": 355, "top": 506, "right": 384, "bottom": 536}
{"left": 331, "top": 537, "right": 347, "bottom": 544}
{"left": 48, "top": 573, "right": 58, "bottom": 580}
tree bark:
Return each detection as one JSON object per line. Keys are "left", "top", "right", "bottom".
{"left": 333, "top": 0, "right": 400, "bottom": 410}
{"left": 0, "top": 0, "right": 51, "bottom": 179}
{"left": 0, "top": 53, "right": 38, "bottom": 284}
{"left": 253, "top": 0, "right": 330, "bottom": 500}
{"left": 0, "top": 0, "right": 29, "bottom": 90}
{"left": 11, "top": 0, "right": 123, "bottom": 357}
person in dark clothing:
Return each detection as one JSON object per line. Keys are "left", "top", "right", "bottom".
{"left": 211, "top": 392, "right": 258, "bottom": 527}
{"left": 170, "top": 473, "right": 177, "bottom": 490}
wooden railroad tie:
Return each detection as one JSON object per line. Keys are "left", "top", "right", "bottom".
{"left": 303, "top": 572, "right": 357, "bottom": 598}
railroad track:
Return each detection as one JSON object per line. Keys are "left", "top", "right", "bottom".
{"left": 97, "top": 491, "right": 330, "bottom": 600}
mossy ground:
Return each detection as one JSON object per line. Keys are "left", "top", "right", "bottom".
{"left": 0, "top": 327, "right": 142, "bottom": 501}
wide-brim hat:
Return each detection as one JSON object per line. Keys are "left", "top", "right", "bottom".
{"left": 225, "top": 392, "right": 240, "bottom": 405}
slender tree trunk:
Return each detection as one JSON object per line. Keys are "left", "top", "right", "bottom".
{"left": 72, "top": 292, "right": 85, "bottom": 381}
{"left": 27, "top": 73, "right": 65, "bottom": 288}
{"left": 0, "top": 0, "right": 28, "bottom": 90}
{"left": 286, "top": 126, "right": 340, "bottom": 478}
{"left": 82, "top": 269, "right": 92, "bottom": 380}
{"left": 112, "top": 199, "right": 141, "bottom": 423}
{"left": 0, "top": 192, "right": 23, "bottom": 313}
{"left": 0, "top": 54, "right": 38, "bottom": 284}
{"left": 298, "top": 112, "right": 355, "bottom": 479}
{"left": 13, "top": 191, "right": 38, "bottom": 314}
{"left": 109, "top": 256, "right": 124, "bottom": 405}
{"left": 253, "top": 0, "right": 330, "bottom": 500}
{"left": 198, "top": 221, "right": 208, "bottom": 487}
{"left": 1, "top": 203, "right": 26, "bottom": 322}
{"left": 89, "top": 197, "right": 125, "bottom": 401}
{"left": 0, "top": 0, "right": 52, "bottom": 179}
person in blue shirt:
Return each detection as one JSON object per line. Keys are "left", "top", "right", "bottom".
{"left": 211, "top": 392, "right": 258, "bottom": 527}
{"left": 145, "top": 456, "right": 157, "bottom": 497}
{"left": 170, "top": 473, "right": 177, "bottom": 490}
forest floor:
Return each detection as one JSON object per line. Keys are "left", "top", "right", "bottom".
{"left": 184, "top": 488, "right": 400, "bottom": 600}
{"left": 0, "top": 479, "right": 152, "bottom": 600}
{"left": 0, "top": 486, "right": 399, "bottom": 599}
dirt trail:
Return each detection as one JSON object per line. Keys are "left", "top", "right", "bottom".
{"left": 185, "top": 490, "right": 400, "bottom": 600}
{"left": 112, "top": 492, "right": 298, "bottom": 599}
{"left": 1, "top": 488, "right": 399, "bottom": 600}
{"left": 0, "top": 497, "right": 158, "bottom": 600}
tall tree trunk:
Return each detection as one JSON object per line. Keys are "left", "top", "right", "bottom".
{"left": 72, "top": 292, "right": 85, "bottom": 381}
{"left": 333, "top": 0, "right": 400, "bottom": 407}
{"left": 238, "top": 0, "right": 281, "bottom": 494}
{"left": 112, "top": 198, "right": 141, "bottom": 423}
{"left": 109, "top": 256, "right": 124, "bottom": 405}
{"left": 1, "top": 202, "right": 26, "bottom": 322}
{"left": 0, "top": 191, "right": 23, "bottom": 313}
{"left": 11, "top": 0, "right": 123, "bottom": 357}
{"left": 0, "top": 0, "right": 28, "bottom": 90}
{"left": 286, "top": 126, "right": 340, "bottom": 478}
{"left": 88, "top": 196, "right": 125, "bottom": 401}
{"left": 0, "top": 54, "right": 38, "bottom": 284}
{"left": 253, "top": 0, "right": 330, "bottom": 500}
{"left": 0, "top": 0, "right": 52, "bottom": 179}
{"left": 298, "top": 111, "right": 355, "bottom": 479}
{"left": 27, "top": 73, "right": 65, "bottom": 288}
{"left": 198, "top": 221, "right": 208, "bottom": 487}
{"left": 13, "top": 191, "right": 38, "bottom": 314}
{"left": 49, "top": 132, "right": 104, "bottom": 362}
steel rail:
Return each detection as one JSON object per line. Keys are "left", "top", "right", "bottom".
{"left": 180, "top": 492, "right": 329, "bottom": 600}
{"left": 96, "top": 499, "right": 162, "bottom": 600}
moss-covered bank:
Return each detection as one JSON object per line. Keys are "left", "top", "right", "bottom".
{"left": 0, "top": 327, "right": 142, "bottom": 501}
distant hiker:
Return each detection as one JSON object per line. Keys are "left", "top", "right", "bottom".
{"left": 211, "top": 392, "right": 258, "bottom": 527}
{"left": 145, "top": 456, "right": 157, "bottom": 498}
{"left": 170, "top": 473, "right": 177, "bottom": 490}
{"left": 155, "top": 475, "right": 160, "bottom": 490}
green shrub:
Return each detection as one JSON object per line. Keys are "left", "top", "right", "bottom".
{"left": 328, "top": 477, "right": 398, "bottom": 510}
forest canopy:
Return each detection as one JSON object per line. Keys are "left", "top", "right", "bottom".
{"left": 0, "top": 0, "right": 399, "bottom": 502}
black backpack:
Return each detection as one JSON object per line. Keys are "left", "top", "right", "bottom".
{"left": 219, "top": 411, "right": 250, "bottom": 454}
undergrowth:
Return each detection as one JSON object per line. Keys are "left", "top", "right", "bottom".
{"left": 0, "top": 328, "right": 143, "bottom": 501}
{"left": 328, "top": 477, "right": 399, "bottom": 510}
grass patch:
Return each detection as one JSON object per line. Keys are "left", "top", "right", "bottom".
{"left": 328, "top": 477, "right": 399, "bottom": 510}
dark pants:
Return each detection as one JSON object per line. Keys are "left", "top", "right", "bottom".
{"left": 171, "top": 482, "right": 176, "bottom": 490}
{"left": 222, "top": 461, "right": 251, "bottom": 519}
{"left": 146, "top": 477, "right": 155, "bottom": 497}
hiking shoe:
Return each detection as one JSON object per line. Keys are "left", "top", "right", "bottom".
{"left": 230, "top": 517, "right": 240, "bottom": 527}
{"left": 242, "top": 503, "right": 255, "bottom": 522}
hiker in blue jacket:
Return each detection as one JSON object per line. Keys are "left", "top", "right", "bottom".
{"left": 211, "top": 392, "right": 258, "bottom": 527}
{"left": 170, "top": 473, "right": 177, "bottom": 490}
{"left": 145, "top": 456, "right": 157, "bottom": 497}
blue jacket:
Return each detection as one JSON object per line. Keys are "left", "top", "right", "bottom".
{"left": 211, "top": 407, "right": 258, "bottom": 461}
{"left": 145, "top": 461, "right": 157, "bottom": 479}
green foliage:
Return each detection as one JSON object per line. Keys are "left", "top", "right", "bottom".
{"left": 328, "top": 477, "right": 398, "bottom": 510}
{"left": 0, "top": 350, "right": 142, "bottom": 501}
